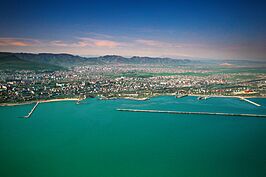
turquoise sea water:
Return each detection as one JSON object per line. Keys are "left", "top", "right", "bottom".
{"left": 0, "top": 96, "right": 266, "bottom": 177}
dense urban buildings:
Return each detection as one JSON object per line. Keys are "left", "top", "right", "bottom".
{"left": 1, "top": 53, "right": 265, "bottom": 104}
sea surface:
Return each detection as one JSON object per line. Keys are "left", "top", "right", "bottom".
{"left": 0, "top": 96, "right": 266, "bottom": 177}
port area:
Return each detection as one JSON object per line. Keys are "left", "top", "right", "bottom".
{"left": 176, "top": 94, "right": 261, "bottom": 106}
{"left": 116, "top": 108, "right": 266, "bottom": 118}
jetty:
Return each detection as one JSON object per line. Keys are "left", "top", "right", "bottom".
{"left": 23, "top": 102, "right": 39, "bottom": 118}
{"left": 239, "top": 97, "right": 261, "bottom": 107}
{"left": 176, "top": 94, "right": 188, "bottom": 98}
{"left": 116, "top": 108, "right": 266, "bottom": 118}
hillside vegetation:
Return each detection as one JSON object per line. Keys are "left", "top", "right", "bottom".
{"left": 0, "top": 52, "right": 192, "bottom": 69}
{"left": 0, "top": 53, "right": 64, "bottom": 71}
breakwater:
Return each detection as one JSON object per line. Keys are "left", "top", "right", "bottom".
{"left": 239, "top": 97, "right": 261, "bottom": 106}
{"left": 23, "top": 102, "right": 39, "bottom": 118}
{"left": 176, "top": 94, "right": 188, "bottom": 98}
{"left": 117, "top": 108, "right": 266, "bottom": 118}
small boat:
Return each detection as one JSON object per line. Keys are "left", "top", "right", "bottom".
{"left": 197, "top": 96, "right": 209, "bottom": 100}
{"left": 197, "top": 96, "right": 203, "bottom": 100}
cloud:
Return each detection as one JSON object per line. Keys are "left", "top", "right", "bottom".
{"left": 135, "top": 39, "right": 163, "bottom": 47}
{"left": 0, "top": 36, "right": 197, "bottom": 58}
{"left": 2, "top": 34, "right": 265, "bottom": 60}
{"left": 85, "top": 32, "right": 114, "bottom": 39}
{"left": 0, "top": 36, "right": 123, "bottom": 49}
{"left": 94, "top": 40, "right": 119, "bottom": 47}
{"left": 0, "top": 38, "right": 36, "bottom": 46}
{"left": 49, "top": 40, "right": 70, "bottom": 47}
{"left": 76, "top": 37, "right": 123, "bottom": 48}
{"left": 135, "top": 39, "right": 183, "bottom": 48}
{"left": 49, "top": 37, "right": 123, "bottom": 48}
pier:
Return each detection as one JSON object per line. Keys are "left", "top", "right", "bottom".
{"left": 23, "top": 102, "right": 39, "bottom": 118}
{"left": 176, "top": 94, "right": 188, "bottom": 98}
{"left": 117, "top": 108, "right": 266, "bottom": 118}
{"left": 239, "top": 97, "right": 261, "bottom": 107}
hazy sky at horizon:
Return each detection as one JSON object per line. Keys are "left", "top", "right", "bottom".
{"left": 0, "top": 0, "right": 265, "bottom": 60}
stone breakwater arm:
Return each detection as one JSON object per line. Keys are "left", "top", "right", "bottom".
{"left": 116, "top": 109, "right": 266, "bottom": 118}
{"left": 23, "top": 102, "right": 39, "bottom": 118}
{"left": 239, "top": 97, "right": 261, "bottom": 107}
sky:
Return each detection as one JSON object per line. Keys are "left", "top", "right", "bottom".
{"left": 0, "top": 0, "right": 265, "bottom": 60}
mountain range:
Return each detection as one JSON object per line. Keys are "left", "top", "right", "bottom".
{"left": 0, "top": 52, "right": 191, "bottom": 70}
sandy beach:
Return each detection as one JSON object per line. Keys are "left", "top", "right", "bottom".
{"left": 0, "top": 98, "right": 80, "bottom": 107}
{"left": 120, "top": 97, "right": 150, "bottom": 101}
{"left": 0, "top": 94, "right": 265, "bottom": 107}
{"left": 40, "top": 98, "right": 80, "bottom": 103}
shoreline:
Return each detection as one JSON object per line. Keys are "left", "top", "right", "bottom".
{"left": 0, "top": 94, "right": 265, "bottom": 107}
{"left": 0, "top": 98, "right": 80, "bottom": 107}
{"left": 187, "top": 94, "right": 266, "bottom": 99}
{"left": 188, "top": 94, "right": 266, "bottom": 98}
{"left": 100, "top": 96, "right": 150, "bottom": 101}
{"left": 40, "top": 98, "right": 80, "bottom": 103}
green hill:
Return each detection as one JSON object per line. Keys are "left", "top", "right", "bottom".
{"left": 15, "top": 53, "right": 90, "bottom": 67}
{"left": 0, "top": 54, "right": 63, "bottom": 71}
{"left": 15, "top": 53, "right": 191, "bottom": 66}
{"left": 0, "top": 52, "right": 193, "bottom": 69}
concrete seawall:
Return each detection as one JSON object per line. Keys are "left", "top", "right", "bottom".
{"left": 117, "top": 109, "right": 266, "bottom": 118}
{"left": 239, "top": 97, "right": 261, "bottom": 107}
{"left": 23, "top": 102, "right": 39, "bottom": 118}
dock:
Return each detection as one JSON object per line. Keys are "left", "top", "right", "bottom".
{"left": 23, "top": 102, "right": 39, "bottom": 118}
{"left": 239, "top": 97, "right": 261, "bottom": 107}
{"left": 116, "top": 108, "right": 266, "bottom": 118}
{"left": 176, "top": 94, "right": 188, "bottom": 98}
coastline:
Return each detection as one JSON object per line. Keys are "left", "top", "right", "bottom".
{"left": 0, "top": 98, "right": 80, "bottom": 107}
{"left": 187, "top": 94, "right": 266, "bottom": 99}
{"left": 40, "top": 98, "right": 80, "bottom": 103}
{"left": 122, "top": 97, "right": 150, "bottom": 101}
{"left": 0, "top": 94, "right": 265, "bottom": 107}
{"left": 100, "top": 96, "right": 150, "bottom": 101}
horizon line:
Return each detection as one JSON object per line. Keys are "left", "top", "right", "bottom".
{"left": 1, "top": 51, "right": 265, "bottom": 61}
